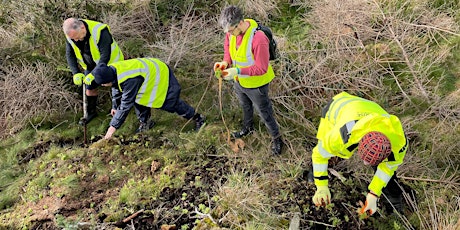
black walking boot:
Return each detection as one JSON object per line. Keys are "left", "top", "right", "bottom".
{"left": 271, "top": 136, "right": 284, "bottom": 155}
{"left": 193, "top": 113, "right": 206, "bottom": 131}
{"left": 136, "top": 119, "right": 155, "bottom": 133}
{"left": 231, "top": 127, "right": 254, "bottom": 138}
{"left": 79, "top": 96, "right": 98, "bottom": 125}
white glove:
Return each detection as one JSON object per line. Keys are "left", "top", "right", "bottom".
{"left": 222, "top": 68, "right": 239, "bottom": 81}
{"left": 359, "top": 192, "right": 378, "bottom": 216}
{"left": 213, "top": 61, "right": 228, "bottom": 71}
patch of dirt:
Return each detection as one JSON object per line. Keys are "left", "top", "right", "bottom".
{"left": 110, "top": 155, "right": 230, "bottom": 229}
{"left": 17, "top": 139, "right": 75, "bottom": 164}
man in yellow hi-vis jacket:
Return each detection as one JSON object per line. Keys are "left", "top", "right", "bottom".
{"left": 311, "top": 92, "right": 408, "bottom": 216}
{"left": 63, "top": 18, "right": 124, "bottom": 125}
{"left": 86, "top": 58, "right": 205, "bottom": 139}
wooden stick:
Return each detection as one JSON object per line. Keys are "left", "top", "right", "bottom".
{"left": 123, "top": 209, "right": 144, "bottom": 223}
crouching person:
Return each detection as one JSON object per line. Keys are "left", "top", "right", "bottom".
{"left": 311, "top": 92, "right": 408, "bottom": 216}
{"left": 86, "top": 58, "right": 206, "bottom": 139}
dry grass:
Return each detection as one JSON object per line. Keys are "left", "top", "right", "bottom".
{"left": 0, "top": 62, "right": 79, "bottom": 138}
{"left": 236, "top": 0, "right": 280, "bottom": 21}
{"left": 147, "top": 4, "right": 220, "bottom": 70}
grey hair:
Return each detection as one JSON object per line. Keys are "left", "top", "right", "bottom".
{"left": 63, "top": 18, "right": 83, "bottom": 35}
{"left": 218, "top": 5, "right": 243, "bottom": 30}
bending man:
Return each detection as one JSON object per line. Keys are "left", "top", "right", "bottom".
{"left": 87, "top": 58, "right": 205, "bottom": 139}
{"left": 312, "top": 92, "right": 408, "bottom": 216}
{"left": 63, "top": 18, "right": 124, "bottom": 124}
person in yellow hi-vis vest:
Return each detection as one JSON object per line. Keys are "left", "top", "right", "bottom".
{"left": 312, "top": 92, "right": 408, "bottom": 216}
{"left": 85, "top": 58, "right": 205, "bottom": 139}
{"left": 214, "top": 5, "right": 283, "bottom": 155}
{"left": 63, "top": 18, "right": 124, "bottom": 125}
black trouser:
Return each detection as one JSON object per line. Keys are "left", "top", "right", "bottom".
{"left": 373, "top": 166, "right": 403, "bottom": 212}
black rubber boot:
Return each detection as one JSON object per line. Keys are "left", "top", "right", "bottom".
{"left": 193, "top": 113, "right": 206, "bottom": 131}
{"left": 271, "top": 136, "right": 284, "bottom": 155}
{"left": 79, "top": 96, "right": 98, "bottom": 125}
{"left": 231, "top": 127, "right": 254, "bottom": 139}
{"left": 136, "top": 119, "right": 155, "bottom": 133}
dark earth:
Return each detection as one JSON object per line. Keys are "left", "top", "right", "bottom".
{"left": 16, "top": 134, "right": 414, "bottom": 230}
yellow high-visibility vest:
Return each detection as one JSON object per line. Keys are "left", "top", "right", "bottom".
{"left": 312, "top": 92, "right": 408, "bottom": 196}
{"left": 66, "top": 19, "right": 124, "bottom": 70}
{"left": 111, "top": 58, "right": 169, "bottom": 108}
{"left": 228, "top": 19, "right": 275, "bottom": 88}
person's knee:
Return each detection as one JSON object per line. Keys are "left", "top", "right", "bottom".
{"left": 86, "top": 89, "right": 98, "bottom": 96}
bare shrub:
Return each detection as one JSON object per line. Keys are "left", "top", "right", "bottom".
{"left": 147, "top": 4, "right": 221, "bottom": 71}
{"left": 235, "top": 0, "right": 279, "bottom": 21}
{"left": 301, "top": 0, "right": 458, "bottom": 104}
{"left": 102, "top": 1, "right": 159, "bottom": 42}
{"left": 0, "top": 62, "right": 79, "bottom": 138}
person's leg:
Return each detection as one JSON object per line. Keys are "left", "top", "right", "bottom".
{"left": 233, "top": 82, "right": 254, "bottom": 137}
{"left": 381, "top": 173, "right": 403, "bottom": 213}
{"left": 243, "top": 84, "right": 282, "bottom": 154}
{"left": 161, "top": 67, "right": 204, "bottom": 130}
{"left": 79, "top": 72, "right": 99, "bottom": 125}
{"left": 134, "top": 103, "right": 153, "bottom": 133}
{"left": 247, "top": 84, "right": 280, "bottom": 138}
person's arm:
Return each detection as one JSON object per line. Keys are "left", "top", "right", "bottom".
{"left": 223, "top": 33, "right": 232, "bottom": 66}
{"left": 65, "top": 41, "right": 81, "bottom": 75}
{"left": 109, "top": 77, "right": 143, "bottom": 130}
{"left": 368, "top": 138, "right": 407, "bottom": 196}
{"left": 97, "top": 28, "right": 113, "bottom": 65}
{"left": 111, "top": 86, "right": 122, "bottom": 111}
{"left": 239, "top": 31, "right": 270, "bottom": 76}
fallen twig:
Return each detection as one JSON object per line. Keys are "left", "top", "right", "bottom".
{"left": 398, "top": 176, "right": 460, "bottom": 186}
{"left": 123, "top": 209, "right": 144, "bottom": 223}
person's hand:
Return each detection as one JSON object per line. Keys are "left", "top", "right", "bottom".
{"left": 83, "top": 73, "right": 95, "bottom": 85}
{"left": 110, "top": 109, "right": 117, "bottom": 116}
{"left": 213, "top": 61, "right": 228, "bottom": 71}
{"left": 312, "top": 186, "right": 331, "bottom": 207}
{"left": 358, "top": 192, "right": 379, "bottom": 216}
{"left": 222, "top": 68, "right": 239, "bottom": 81}
{"left": 104, "top": 126, "right": 117, "bottom": 139}
{"left": 73, "top": 73, "right": 84, "bottom": 86}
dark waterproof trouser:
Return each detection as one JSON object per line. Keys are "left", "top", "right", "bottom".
{"left": 234, "top": 82, "right": 280, "bottom": 138}
{"left": 135, "top": 66, "right": 195, "bottom": 123}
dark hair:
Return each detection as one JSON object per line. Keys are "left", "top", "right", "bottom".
{"left": 92, "top": 63, "right": 116, "bottom": 85}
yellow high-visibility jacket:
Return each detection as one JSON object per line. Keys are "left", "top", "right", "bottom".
{"left": 312, "top": 92, "right": 408, "bottom": 196}
{"left": 228, "top": 19, "right": 275, "bottom": 88}
{"left": 66, "top": 19, "right": 123, "bottom": 70}
{"left": 111, "top": 58, "right": 169, "bottom": 108}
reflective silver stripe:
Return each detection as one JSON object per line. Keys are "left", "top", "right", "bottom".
{"left": 384, "top": 161, "right": 400, "bottom": 171}
{"left": 345, "top": 120, "right": 356, "bottom": 134}
{"left": 66, "top": 38, "right": 84, "bottom": 64}
{"left": 137, "top": 58, "right": 161, "bottom": 107}
{"left": 318, "top": 141, "right": 335, "bottom": 158}
{"left": 117, "top": 60, "right": 148, "bottom": 83}
{"left": 91, "top": 23, "right": 104, "bottom": 64}
{"left": 333, "top": 98, "right": 363, "bottom": 121}
{"left": 238, "top": 74, "right": 250, "bottom": 79}
{"left": 327, "top": 97, "right": 347, "bottom": 121}
{"left": 375, "top": 168, "right": 392, "bottom": 184}
{"left": 234, "top": 27, "right": 256, "bottom": 67}
{"left": 313, "top": 163, "right": 328, "bottom": 173}
{"left": 111, "top": 42, "right": 121, "bottom": 62}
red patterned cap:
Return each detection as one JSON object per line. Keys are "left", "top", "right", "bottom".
{"left": 357, "top": 132, "right": 392, "bottom": 166}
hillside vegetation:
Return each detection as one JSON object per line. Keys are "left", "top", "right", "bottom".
{"left": 0, "top": 0, "right": 459, "bottom": 229}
